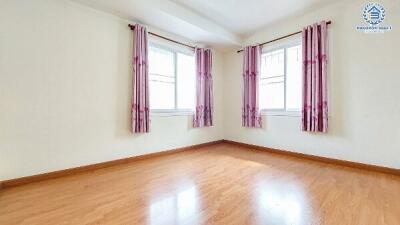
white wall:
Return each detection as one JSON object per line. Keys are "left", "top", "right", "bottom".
{"left": 1, "top": 0, "right": 399, "bottom": 181}
{"left": 223, "top": 0, "right": 400, "bottom": 169}
{"left": 0, "top": 0, "right": 224, "bottom": 180}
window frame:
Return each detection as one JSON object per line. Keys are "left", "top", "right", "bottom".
{"left": 259, "top": 39, "right": 302, "bottom": 117}
{"left": 148, "top": 42, "right": 195, "bottom": 116}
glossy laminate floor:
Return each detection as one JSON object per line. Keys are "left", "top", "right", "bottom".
{"left": 1, "top": 143, "right": 399, "bottom": 225}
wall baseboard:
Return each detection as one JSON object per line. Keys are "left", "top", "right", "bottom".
{"left": 222, "top": 140, "right": 400, "bottom": 176}
{"left": 2, "top": 139, "right": 398, "bottom": 190}
{"left": 0, "top": 140, "right": 224, "bottom": 189}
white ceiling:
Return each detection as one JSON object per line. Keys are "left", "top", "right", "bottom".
{"left": 71, "top": 0, "right": 336, "bottom": 48}
{"left": 173, "top": 0, "right": 336, "bottom": 36}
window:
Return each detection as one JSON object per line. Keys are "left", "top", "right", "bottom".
{"left": 148, "top": 44, "right": 195, "bottom": 112}
{"left": 259, "top": 42, "right": 302, "bottom": 113}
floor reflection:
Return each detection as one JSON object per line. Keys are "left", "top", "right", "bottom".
{"left": 149, "top": 185, "right": 199, "bottom": 225}
{"left": 255, "top": 179, "right": 313, "bottom": 225}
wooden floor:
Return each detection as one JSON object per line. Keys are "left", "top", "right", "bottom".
{"left": 1, "top": 143, "right": 399, "bottom": 225}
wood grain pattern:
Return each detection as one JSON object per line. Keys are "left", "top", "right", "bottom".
{"left": 1, "top": 142, "right": 399, "bottom": 225}
{"left": 223, "top": 140, "right": 400, "bottom": 176}
{"left": 0, "top": 140, "right": 223, "bottom": 189}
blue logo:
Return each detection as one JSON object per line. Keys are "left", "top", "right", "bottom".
{"left": 357, "top": 2, "right": 392, "bottom": 33}
{"left": 363, "top": 3, "right": 385, "bottom": 25}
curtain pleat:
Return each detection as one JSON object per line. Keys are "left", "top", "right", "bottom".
{"left": 193, "top": 48, "right": 213, "bottom": 128}
{"left": 242, "top": 46, "right": 262, "bottom": 128}
{"left": 131, "top": 24, "right": 150, "bottom": 133}
{"left": 302, "top": 21, "right": 328, "bottom": 132}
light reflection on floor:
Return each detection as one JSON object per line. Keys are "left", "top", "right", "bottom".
{"left": 149, "top": 185, "right": 198, "bottom": 225}
{"left": 255, "top": 179, "right": 314, "bottom": 225}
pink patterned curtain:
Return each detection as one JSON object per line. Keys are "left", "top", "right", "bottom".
{"left": 242, "top": 46, "right": 262, "bottom": 128}
{"left": 302, "top": 21, "right": 328, "bottom": 132}
{"left": 193, "top": 48, "right": 213, "bottom": 128}
{"left": 131, "top": 24, "right": 150, "bottom": 133}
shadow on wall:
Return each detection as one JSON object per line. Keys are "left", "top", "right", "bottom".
{"left": 115, "top": 21, "right": 134, "bottom": 138}
{"left": 327, "top": 11, "right": 349, "bottom": 140}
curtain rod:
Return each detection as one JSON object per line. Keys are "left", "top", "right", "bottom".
{"left": 236, "top": 21, "right": 332, "bottom": 53}
{"left": 129, "top": 24, "right": 196, "bottom": 50}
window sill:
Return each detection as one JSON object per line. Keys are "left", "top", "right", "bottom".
{"left": 150, "top": 110, "right": 194, "bottom": 117}
{"left": 260, "top": 110, "right": 301, "bottom": 117}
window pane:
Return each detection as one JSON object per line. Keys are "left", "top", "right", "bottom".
{"left": 149, "top": 46, "right": 174, "bottom": 76}
{"left": 260, "top": 76, "right": 285, "bottom": 109}
{"left": 149, "top": 75, "right": 175, "bottom": 109}
{"left": 260, "top": 49, "right": 285, "bottom": 110}
{"left": 149, "top": 46, "right": 175, "bottom": 110}
{"left": 177, "top": 53, "right": 195, "bottom": 110}
{"left": 261, "top": 49, "right": 284, "bottom": 78}
{"left": 286, "top": 45, "right": 302, "bottom": 111}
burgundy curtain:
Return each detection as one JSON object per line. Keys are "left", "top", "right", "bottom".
{"left": 193, "top": 48, "right": 213, "bottom": 128}
{"left": 131, "top": 24, "right": 150, "bottom": 133}
{"left": 302, "top": 21, "right": 328, "bottom": 132}
{"left": 242, "top": 46, "right": 262, "bottom": 128}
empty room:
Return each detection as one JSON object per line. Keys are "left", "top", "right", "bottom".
{"left": 1, "top": 0, "right": 399, "bottom": 224}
